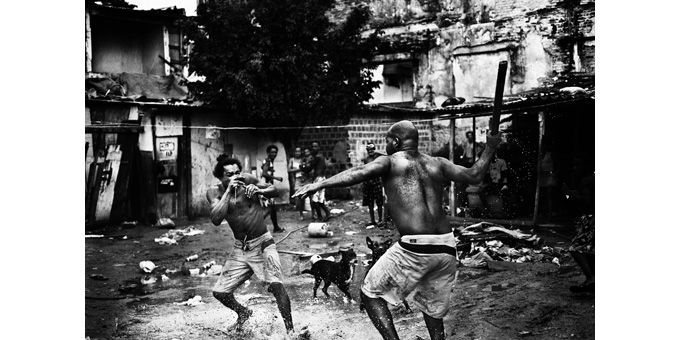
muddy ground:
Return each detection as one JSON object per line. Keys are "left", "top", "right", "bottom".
{"left": 85, "top": 200, "right": 594, "bottom": 340}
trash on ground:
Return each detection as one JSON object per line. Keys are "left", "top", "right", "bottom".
{"left": 85, "top": 234, "right": 105, "bottom": 238}
{"left": 161, "top": 274, "right": 170, "bottom": 282}
{"left": 519, "top": 330, "right": 533, "bottom": 336}
{"left": 345, "top": 231, "right": 358, "bottom": 235}
{"left": 456, "top": 222, "right": 564, "bottom": 268}
{"left": 308, "top": 223, "right": 332, "bottom": 237}
{"left": 330, "top": 208, "right": 345, "bottom": 215}
{"left": 139, "top": 261, "right": 156, "bottom": 273}
{"left": 113, "top": 263, "right": 126, "bottom": 267}
{"left": 186, "top": 254, "right": 199, "bottom": 262}
{"left": 156, "top": 217, "right": 175, "bottom": 228}
{"left": 140, "top": 275, "right": 157, "bottom": 285}
{"left": 366, "top": 225, "right": 375, "bottom": 229}
{"left": 89, "top": 274, "right": 109, "bottom": 281}
{"left": 154, "top": 227, "right": 206, "bottom": 245}
{"left": 175, "top": 295, "right": 204, "bottom": 307}
{"left": 207, "top": 264, "right": 223, "bottom": 276}
{"left": 122, "top": 221, "right": 138, "bottom": 228}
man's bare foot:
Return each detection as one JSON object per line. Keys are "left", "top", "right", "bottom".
{"left": 287, "top": 326, "right": 310, "bottom": 340}
{"left": 228, "top": 308, "right": 253, "bottom": 330}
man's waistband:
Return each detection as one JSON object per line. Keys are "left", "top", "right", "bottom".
{"left": 234, "top": 232, "right": 274, "bottom": 251}
{"left": 398, "top": 232, "right": 457, "bottom": 255}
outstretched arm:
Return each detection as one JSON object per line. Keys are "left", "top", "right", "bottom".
{"left": 292, "top": 156, "right": 390, "bottom": 198}
{"left": 440, "top": 133, "right": 501, "bottom": 184}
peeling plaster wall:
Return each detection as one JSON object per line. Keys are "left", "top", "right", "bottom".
{"left": 190, "top": 113, "right": 227, "bottom": 216}
{"left": 365, "top": 0, "right": 594, "bottom": 102}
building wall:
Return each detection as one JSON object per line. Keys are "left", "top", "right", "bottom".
{"left": 363, "top": 0, "right": 594, "bottom": 103}
{"left": 90, "top": 16, "right": 166, "bottom": 75}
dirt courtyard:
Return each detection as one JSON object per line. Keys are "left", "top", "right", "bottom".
{"left": 85, "top": 200, "right": 594, "bottom": 339}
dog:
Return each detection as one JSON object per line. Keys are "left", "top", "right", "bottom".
{"left": 301, "top": 248, "right": 357, "bottom": 303}
{"left": 360, "top": 237, "right": 412, "bottom": 313}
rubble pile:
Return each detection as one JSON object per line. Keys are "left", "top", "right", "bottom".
{"left": 455, "top": 222, "right": 566, "bottom": 268}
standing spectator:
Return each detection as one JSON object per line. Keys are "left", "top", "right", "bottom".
{"left": 261, "top": 145, "right": 285, "bottom": 232}
{"left": 288, "top": 147, "right": 305, "bottom": 220}
{"left": 362, "top": 143, "right": 384, "bottom": 226}
{"left": 310, "top": 141, "right": 331, "bottom": 222}
{"left": 301, "top": 147, "right": 316, "bottom": 220}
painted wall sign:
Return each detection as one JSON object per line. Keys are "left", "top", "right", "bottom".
{"left": 156, "top": 137, "right": 178, "bottom": 161}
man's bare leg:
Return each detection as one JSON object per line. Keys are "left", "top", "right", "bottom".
{"left": 422, "top": 313, "right": 445, "bottom": 340}
{"left": 367, "top": 201, "right": 376, "bottom": 225}
{"left": 213, "top": 291, "right": 253, "bottom": 327}
{"left": 268, "top": 282, "right": 294, "bottom": 332}
{"left": 361, "top": 291, "right": 399, "bottom": 340}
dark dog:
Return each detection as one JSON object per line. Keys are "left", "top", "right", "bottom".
{"left": 360, "top": 237, "right": 412, "bottom": 313}
{"left": 301, "top": 248, "right": 357, "bottom": 303}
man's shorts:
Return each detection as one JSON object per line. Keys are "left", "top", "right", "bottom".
{"left": 362, "top": 233, "right": 458, "bottom": 319}
{"left": 311, "top": 177, "right": 326, "bottom": 203}
{"left": 213, "top": 232, "right": 284, "bottom": 293}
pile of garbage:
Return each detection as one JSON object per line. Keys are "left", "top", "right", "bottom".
{"left": 455, "top": 222, "right": 565, "bottom": 268}
{"left": 154, "top": 226, "right": 205, "bottom": 245}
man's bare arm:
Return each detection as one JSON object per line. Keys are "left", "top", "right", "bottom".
{"left": 210, "top": 187, "right": 231, "bottom": 226}
{"left": 293, "top": 156, "right": 390, "bottom": 198}
{"left": 440, "top": 133, "right": 500, "bottom": 184}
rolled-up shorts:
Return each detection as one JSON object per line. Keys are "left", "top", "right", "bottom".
{"left": 213, "top": 232, "right": 284, "bottom": 293}
{"left": 361, "top": 233, "right": 458, "bottom": 318}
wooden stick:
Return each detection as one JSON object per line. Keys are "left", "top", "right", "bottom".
{"left": 490, "top": 61, "right": 508, "bottom": 135}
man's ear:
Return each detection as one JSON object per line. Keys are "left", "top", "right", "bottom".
{"left": 394, "top": 137, "right": 401, "bottom": 147}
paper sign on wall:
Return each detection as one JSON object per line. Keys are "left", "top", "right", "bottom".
{"left": 156, "top": 137, "right": 178, "bottom": 161}
{"left": 206, "top": 126, "right": 220, "bottom": 139}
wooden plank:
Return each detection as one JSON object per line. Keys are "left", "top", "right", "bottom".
{"left": 94, "top": 145, "right": 123, "bottom": 223}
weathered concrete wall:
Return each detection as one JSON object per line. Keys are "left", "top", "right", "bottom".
{"left": 364, "top": 0, "right": 594, "bottom": 103}
{"left": 91, "top": 16, "right": 166, "bottom": 75}
{"left": 190, "top": 114, "right": 227, "bottom": 216}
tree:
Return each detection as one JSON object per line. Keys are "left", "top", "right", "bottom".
{"left": 182, "top": 0, "right": 382, "bottom": 127}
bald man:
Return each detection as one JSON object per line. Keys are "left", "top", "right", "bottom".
{"left": 294, "top": 120, "right": 501, "bottom": 340}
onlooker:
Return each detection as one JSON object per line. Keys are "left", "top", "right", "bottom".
{"left": 362, "top": 143, "right": 384, "bottom": 226}
{"left": 300, "top": 147, "right": 316, "bottom": 220}
{"left": 261, "top": 145, "right": 285, "bottom": 232}
{"left": 310, "top": 141, "right": 331, "bottom": 222}
{"left": 288, "top": 147, "right": 305, "bottom": 220}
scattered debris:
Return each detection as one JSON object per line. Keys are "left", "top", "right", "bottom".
{"left": 519, "top": 330, "right": 532, "bottom": 336}
{"left": 308, "top": 223, "right": 332, "bottom": 237}
{"left": 345, "top": 231, "right": 358, "bottom": 235}
{"left": 89, "top": 274, "right": 109, "bottom": 281}
{"left": 186, "top": 254, "right": 199, "bottom": 262}
{"left": 122, "top": 221, "right": 138, "bottom": 228}
{"left": 156, "top": 217, "right": 175, "bottom": 228}
{"left": 330, "top": 208, "right": 345, "bottom": 215}
{"left": 160, "top": 274, "right": 170, "bottom": 282}
{"left": 85, "top": 234, "right": 104, "bottom": 238}
{"left": 175, "top": 295, "right": 204, "bottom": 307}
{"left": 154, "top": 227, "right": 205, "bottom": 245}
{"left": 139, "top": 261, "right": 156, "bottom": 273}
{"left": 456, "top": 222, "right": 563, "bottom": 268}
{"left": 206, "top": 264, "right": 223, "bottom": 276}
{"left": 140, "top": 275, "right": 157, "bottom": 285}
{"left": 366, "top": 225, "right": 375, "bottom": 229}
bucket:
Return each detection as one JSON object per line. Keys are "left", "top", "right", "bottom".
{"left": 308, "top": 223, "right": 330, "bottom": 237}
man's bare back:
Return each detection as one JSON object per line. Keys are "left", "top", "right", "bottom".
{"left": 382, "top": 150, "right": 451, "bottom": 235}
{"left": 293, "top": 120, "right": 500, "bottom": 237}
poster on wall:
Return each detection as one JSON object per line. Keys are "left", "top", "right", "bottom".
{"left": 156, "top": 137, "right": 178, "bottom": 161}
{"left": 206, "top": 126, "right": 220, "bottom": 139}
{"left": 155, "top": 114, "right": 183, "bottom": 137}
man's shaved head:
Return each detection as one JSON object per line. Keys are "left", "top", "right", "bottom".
{"left": 387, "top": 120, "right": 419, "bottom": 143}
{"left": 385, "top": 120, "right": 419, "bottom": 154}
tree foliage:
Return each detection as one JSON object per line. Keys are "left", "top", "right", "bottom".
{"left": 182, "top": 0, "right": 382, "bottom": 126}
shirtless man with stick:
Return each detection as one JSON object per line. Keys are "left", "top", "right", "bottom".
{"left": 206, "top": 155, "right": 296, "bottom": 335}
{"left": 294, "top": 121, "right": 500, "bottom": 340}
